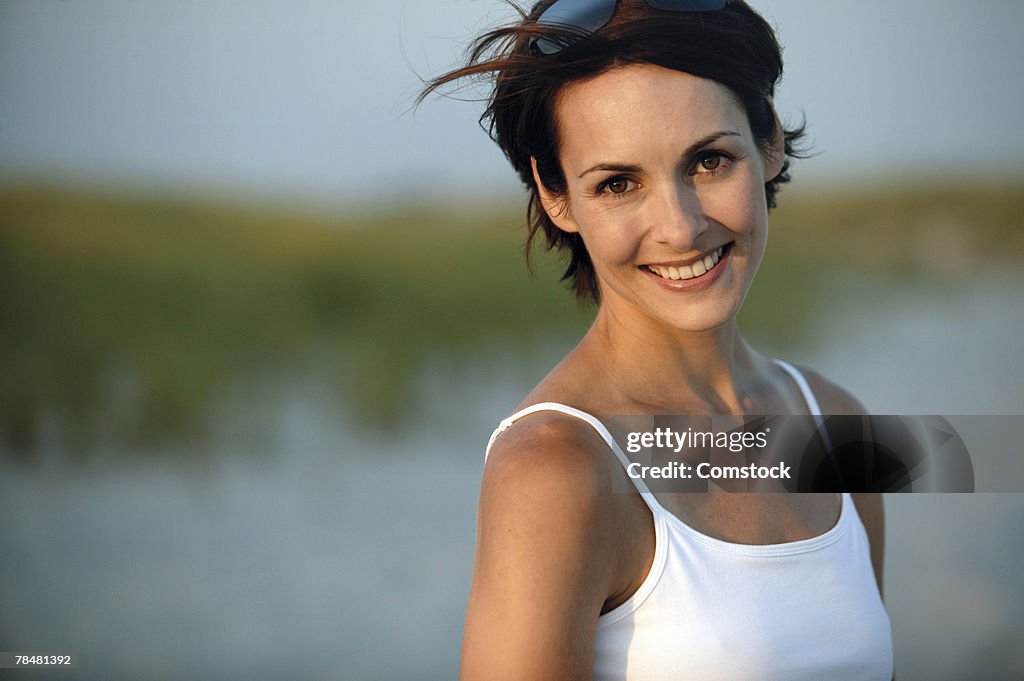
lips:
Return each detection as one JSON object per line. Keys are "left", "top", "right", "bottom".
{"left": 644, "top": 243, "right": 731, "bottom": 281}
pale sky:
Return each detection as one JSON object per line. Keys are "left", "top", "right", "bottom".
{"left": 1, "top": 0, "right": 1021, "bottom": 208}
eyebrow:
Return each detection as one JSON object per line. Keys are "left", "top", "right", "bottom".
{"left": 576, "top": 130, "right": 743, "bottom": 179}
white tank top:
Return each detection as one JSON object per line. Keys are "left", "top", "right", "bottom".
{"left": 485, "top": 360, "right": 894, "bottom": 680}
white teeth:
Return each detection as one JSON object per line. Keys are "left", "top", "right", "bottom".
{"left": 648, "top": 245, "right": 726, "bottom": 281}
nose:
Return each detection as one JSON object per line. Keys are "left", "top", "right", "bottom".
{"left": 648, "top": 181, "right": 708, "bottom": 251}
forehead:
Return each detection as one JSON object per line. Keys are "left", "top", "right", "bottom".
{"left": 553, "top": 64, "right": 750, "bottom": 164}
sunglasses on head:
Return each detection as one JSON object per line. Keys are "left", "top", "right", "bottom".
{"left": 531, "top": 0, "right": 727, "bottom": 55}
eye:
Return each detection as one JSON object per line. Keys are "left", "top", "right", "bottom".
{"left": 596, "top": 176, "right": 636, "bottom": 196}
{"left": 699, "top": 155, "right": 722, "bottom": 171}
{"left": 692, "top": 151, "right": 734, "bottom": 176}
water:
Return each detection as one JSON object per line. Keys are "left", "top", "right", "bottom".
{"left": 2, "top": 273, "right": 1023, "bottom": 680}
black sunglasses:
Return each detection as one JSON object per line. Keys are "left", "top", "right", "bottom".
{"left": 531, "top": 0, "right": 727, "bottom": 55}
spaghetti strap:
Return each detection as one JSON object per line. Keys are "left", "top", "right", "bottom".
{"left": 772, "top": 358, "right": 823, "bottom": 416}
{"left": 485, "top": 402, "right": 659, "bottom": 505}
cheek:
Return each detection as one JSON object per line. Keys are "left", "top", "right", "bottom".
{"left": 704, "top": 177, "right": 768, "bottom": 236}
{"left": 570, "top": 201, "right": 645, "bottom": 266}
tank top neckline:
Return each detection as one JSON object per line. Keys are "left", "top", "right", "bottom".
{"left": 485, "top": 359, "right": 851, "bottom": 557}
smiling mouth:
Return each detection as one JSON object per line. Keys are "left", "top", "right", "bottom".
{"left": 643, "top": 243, "right": 732, "bottom": 281}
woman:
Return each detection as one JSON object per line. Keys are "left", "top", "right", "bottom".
{"left": 423, "top": 1, "right": 893, "bottom": 679}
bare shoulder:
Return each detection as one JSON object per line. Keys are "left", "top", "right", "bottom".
{"left": 478, "top": 410, "right": 620, "bottom": 595}
{"left": 480, "top": 409, "right": 625, "bottom": 549}
{"left": 484, "top": 409, "right": 620, "bottom": 500}
{"left": 792, "top": 365, "right": 869, "bottom": 415}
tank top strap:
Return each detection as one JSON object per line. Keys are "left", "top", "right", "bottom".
{"left": 772, "top": 358, "right": 838, "bottom": 463}
{"left": 485, "top": 402, "right": 658, "bottom": 502}
{"left": 772, "top": 358, "right": 823, "bottom": 416}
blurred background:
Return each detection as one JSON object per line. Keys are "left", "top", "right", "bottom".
{"left": 1, "top": 1, "right": 1022, "bottom": 679}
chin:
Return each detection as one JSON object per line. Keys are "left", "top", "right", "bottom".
{"left": 664, "top": 309, "right": 739, "bottom": 334}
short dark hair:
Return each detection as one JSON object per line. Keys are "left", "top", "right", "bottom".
{"left": 421, "top": 0, "right": 807, "bottom": 304}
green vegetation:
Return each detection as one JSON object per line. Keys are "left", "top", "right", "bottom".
{"left": 768, "top": 184, "right": 1024, "bottom": 270}
{"left": 0, "top": 186, "right": 589, "bottom": 456}
{"left": 2, "top": 183, "right": 1022, "bottom": 456}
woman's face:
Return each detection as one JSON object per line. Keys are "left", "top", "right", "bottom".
{"left": 537, "top": 63, "right": 782, "bottom": 333}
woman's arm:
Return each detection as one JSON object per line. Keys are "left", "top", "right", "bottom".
{"left": 460, "top": 414, "right": 625, "bottom": 681}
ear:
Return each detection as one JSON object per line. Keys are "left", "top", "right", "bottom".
{"left": 530, "top": 156, "right": 579, "bottom": 234}
{"left": 762, "top": 98, "right": 786, "bottom": 182}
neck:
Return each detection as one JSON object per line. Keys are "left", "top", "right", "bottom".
{"left": 582, "top": 301, "right": 765, "bottom": 414}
